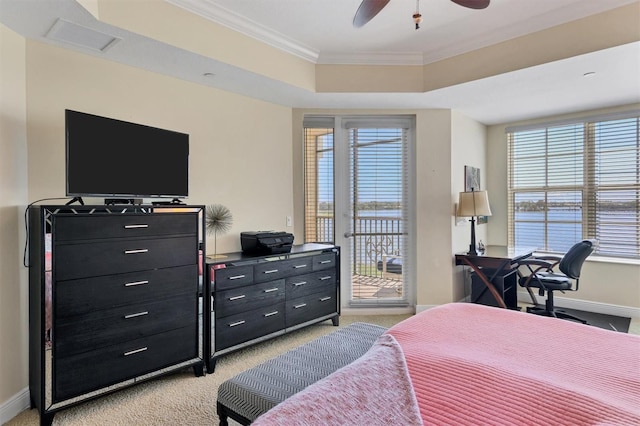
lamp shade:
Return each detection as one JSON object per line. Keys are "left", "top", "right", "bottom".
{"left": 457, "top": 190, "right": 492, "bottom": 217}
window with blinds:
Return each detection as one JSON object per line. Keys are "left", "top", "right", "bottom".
{"left": 507, "top": 112, "right": 640, "bottom": 259}
{"left": 303, "top": 122, "right": 335, "bottom": 244}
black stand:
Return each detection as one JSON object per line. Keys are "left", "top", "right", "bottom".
{"left": 467, "top": 216, "right": 477, "bottom": 256}
{"left": 105, "top": 198, "right": 143, "bottom": 205}
{"left": 65, "top": 197, "right": 84, "bottom": 206}
{"left": 151, "top": 198, "right": 185, "bottom": 206}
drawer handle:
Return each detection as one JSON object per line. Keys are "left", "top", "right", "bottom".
{"left": 124, "top": 347, "right": 148, "bottom": 356}
{"left": 229, "top": 320, "right": 246, "bottom": 327}
{"left": 293, "top": 303, "right": 307, "bottom": 309}
{"left": 319, "top": 260, "right": 332, "bottom": 264}
{"left": 124, "top": 224, "right": 149, "bottom": 229}
{"left": 293, "top": 281, "right": 307, "bottom": 287}
{"left": 229, "top": 275, "right": 246, "bottom": 280}
{"left": 263, "top": 269, "right": 279, "bottom": 274}
{"left": 319, "top": 276, "right": 332, "bottom": 281}
{"left": 319, "top": 297, "right": 332, "bottom": 302}
{"left": 124, "top": 280, "right": 149, "bottom": 287}
{"left": 229, "top": 295, "right": 246, "bottom": 301}
{"left": 293, "top": 264, "right": 308, "bottom": 269}
{"left": 264, "top": 311, "right": 279, "bottom": 317}
{"left": 124, "top": 311, "right": 149, "bottom": 319}
{"left": 264, "top": 288, "right": 279, "bottom": 293}
{"left": 124, "top": 249, "right": 148, "bottom": 254}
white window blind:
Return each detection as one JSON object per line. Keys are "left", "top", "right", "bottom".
{"left": 346, "top": 125, "right": 408, "bottom": 271}
{"left": 345, "top": 120, "right": 411, "bottom": 306}
{"left": 303, "top": 120, "right": 334, "bottom": 244}
{"left": 507, "top": 112, "right": 640, "bottom": 259}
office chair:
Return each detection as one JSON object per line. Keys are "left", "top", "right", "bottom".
{"left": 518, "top": 239, "right": 596, "bottom": 323}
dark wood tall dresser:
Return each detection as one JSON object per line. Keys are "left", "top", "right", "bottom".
{"left": 28, "top": 205, "right": 205, "bottom": 425}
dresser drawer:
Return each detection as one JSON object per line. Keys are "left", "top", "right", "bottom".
{"left": 56, "top": 293, "right": 197, "bottom": 357}
{"left": 55, "top": 236, "right": 197, "bottom": 280}
{"left": 285, "top": 289, "right": 337, "bottom": 328}
{"left": 253, "top": 260, "right": 289, "bottom": 283}
{"left": 278, "top": 257, "right": 314, "bottom": 276}
{"left": 252, "top": 258, "right": 311, "bottom": 283}
{"left": 55, "top": 265, "right": 196, "bottom": 318}
{"left": 215, "top": 279, "right": 285, "bottom": 318}
{"left": 285, "top": 270, "right": 337, "bottom": 299}
{"left": 312, "top": 252, "right": 337, "bottom": 271}
{"left": 54, "top": 325, "right": 197, "bottom": 402}
{"left": 215, "top": 303, "right": 285, "bottom": 351}
{"left": 54, "top": 213, "right": 197, "bottom": 242}
{"left": 214, "top": 265, "right": 254, "bottom": 291}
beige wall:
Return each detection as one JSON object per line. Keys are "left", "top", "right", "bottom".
{"left": 25, "top": 40, "right": 294, "bottom": 253}
{"left": 415, "top": 110, "right": 457, "bottom": 307}
{"left": 0, "top": 36, "right": 295, "bottom": 414}
{"left": 0, "top": 24, "right": 29, "bottom": 408}
{"left": 487, "top": 104, "right": 640, "bottom": 309}
{"left": 450, "top": 111, "right": 488, "bottom": 302}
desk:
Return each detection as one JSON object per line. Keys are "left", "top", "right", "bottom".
{"left": 455, "top": 246, "right": 535, "bottom": 309}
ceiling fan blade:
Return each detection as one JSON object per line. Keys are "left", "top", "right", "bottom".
{"left": 353, "top": 0, "right": 391, "bottom": 28}
{"left": 451, "top": 0, "right": 490, "bottom": 10}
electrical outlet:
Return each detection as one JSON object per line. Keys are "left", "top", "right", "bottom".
{"left": 286, "top": 216, "right": 292, "bottom": 227}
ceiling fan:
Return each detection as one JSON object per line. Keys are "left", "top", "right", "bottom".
{"left": 353, "top": 0, "right": 490, "bottom": 28}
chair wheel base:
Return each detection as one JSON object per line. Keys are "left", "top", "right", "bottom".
{"left": 526, "top": 306, "right": 588, "bottom": 324}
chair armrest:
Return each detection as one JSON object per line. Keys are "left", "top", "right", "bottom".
{"left": 517, "top": 259, "right": 557, "bottom": 290}
{"left": 531, "top": 255, "right": 562, "bottom": 264}
{"left": 533, "top": 255, "right": 561, "bottom": 260}
{"left": 517, "top": 258, "right": 557, "bottom": 271}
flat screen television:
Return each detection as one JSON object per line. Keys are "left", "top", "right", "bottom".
{"left": 65, "top": 109, "right": 189, "bottom": 200}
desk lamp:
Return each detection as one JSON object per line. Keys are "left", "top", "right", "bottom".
{"left": 457, "top": 189, "right": 492, "bottom": 256}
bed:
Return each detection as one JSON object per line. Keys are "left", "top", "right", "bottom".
{"left": 253, "top": 303, "right": 640, "bottom": 425}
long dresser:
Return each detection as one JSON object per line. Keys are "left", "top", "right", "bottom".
{"left": 205, "top": 244, "right": 340, "bottom": 373}
{"left": 28, "top": 205, "right": 205, "bottom": 426}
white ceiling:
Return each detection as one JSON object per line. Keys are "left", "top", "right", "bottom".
{"left": 1, "top": 0, "right": 639, "bottom": 125}
{"left": 179, "top": 0, "right": 637, "bottom": 64}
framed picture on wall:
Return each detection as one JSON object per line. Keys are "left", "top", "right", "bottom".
{"left": 464, "top": 165, "right": 480, "bottom": 192}
{"left": 464, "top": 165, "right": 488, "bottom": 224}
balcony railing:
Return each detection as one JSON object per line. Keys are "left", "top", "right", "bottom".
{"left": 312, "top": 215, "right": 404, "bottom": 299}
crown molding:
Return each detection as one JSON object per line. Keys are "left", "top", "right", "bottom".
{"left": 318, "top": 51, "right": 425, "bottom": 66}
{"left": 167, "top": 0, "right": 429, "bottom": 66}
{"left": 167, "top": 0, "right": 319, "bottom": 63}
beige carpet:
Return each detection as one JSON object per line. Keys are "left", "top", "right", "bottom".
{"left": 7, "top": 315, "right": 410, "bottom": 426}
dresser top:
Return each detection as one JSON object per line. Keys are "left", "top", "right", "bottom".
{"left": 206, "top": 243, "right": 338, "bottom": 266}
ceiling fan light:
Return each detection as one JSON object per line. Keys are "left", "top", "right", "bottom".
{"left": 413, "top": 13, "right": 423, "bottom": 30}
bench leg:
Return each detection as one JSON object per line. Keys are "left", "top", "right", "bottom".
{"left": 217, "top": 402, "right": 229, "bottom": 426}
{"left": 217, "top": 401, "right": 252, "bottom": 426}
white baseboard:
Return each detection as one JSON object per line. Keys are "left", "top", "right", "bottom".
{"left": 0, "top": 387, "right": 30, "bottom": 425}
{"left": 517, "top": 292, "right": 640, "bottom": 319}
{"left": 420, "top": 298, "right": 639, "bottom": 319}
{"left": 415, "top": 305, "right": 439, "bottom": 313}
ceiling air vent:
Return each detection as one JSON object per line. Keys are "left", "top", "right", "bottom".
{"left": 45, "top": 19, "right": 120, "bottom": 52}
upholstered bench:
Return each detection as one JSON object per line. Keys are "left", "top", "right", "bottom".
{"left": 216, "top": 322, "right": 388, "bottom": 425}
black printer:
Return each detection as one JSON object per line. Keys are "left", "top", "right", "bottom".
{"left": 240, "top": 231, "right": 294, "bottom": 255}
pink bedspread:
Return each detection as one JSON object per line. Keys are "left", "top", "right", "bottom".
{"left": 387, "top": 303, "right": 640, "bottom": 425}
